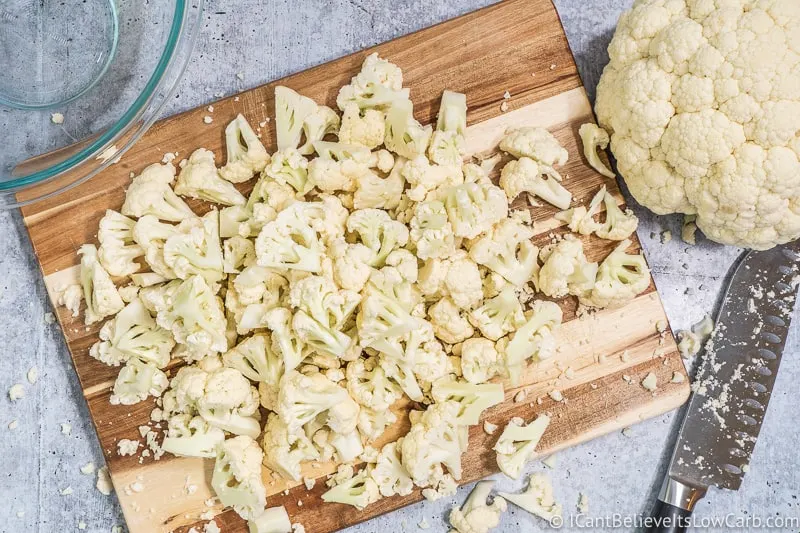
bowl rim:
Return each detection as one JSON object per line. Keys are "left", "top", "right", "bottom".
{"left": 1, "top": 0, "right": 205, "bottom": 206}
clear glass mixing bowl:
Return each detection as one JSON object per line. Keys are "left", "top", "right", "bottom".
{"left": 0, "top": 0, "right": 204, "bottom": 208}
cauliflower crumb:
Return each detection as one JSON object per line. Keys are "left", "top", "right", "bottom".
{"left": 27, "top": 367, "right": 39, "bottom": 384}
{"left": 641, "top": 372, "right": 658, "bottom": 392}
{"left": 117, "top": 439, "right": 140, "bottom": 457}
{"left": 8, "top": 419, "right": 18, "bottom": 430}
{"left": 660, "top": 230, "right": 672, "bottom": 244}
{"left": 8, "top": 384, "right": 24, "bottom": 401}
{"left": 204, "top": 520, "right": 221, "bottom": 533}
{"left": 303, "top": 477, "right": 316, "bottom": 490}
{"left": 514, "top": 389, "right": 527, "bottom": 403}
{"left": 80, "top": 462, "right": 96, "bottom": 475}
{"left": 61, "top": 423, "right": 72, "bottom": 435}
{"left": 44, "top": 312, "right": 56, "bottom": 324}
{"left": 671, "top": 372, "right": 685, "bottom": 384}
{"left": 203, "top": 116, "right": 213, "bottom": 124}
{"left": 577, "top": 492, "right": 589, "bottom": 514}
{"left": 418, "top": 518, "right": 430, "bottom": 529}
{"left": 503, "top": 90, "right": 511, "bottom": 100}
{"left": 548, "top": 389, "right": 563, "bottom": 402}
{"left": 483, "top": 421, "right": 498, "bottom": 435}
{"left": 51, "top": 112, "right": 64, "bottom": 124}
{"left": 500, "top": 101, "right": 509, "bottom": 113}
{"left": 78, "top": 521, "right": 87, "bottom": 530}
{"left": 621, "top": 427, "right": 632, "bottom": 438}
{"left": 59, "top": 486, "right": 73, "bottom": 496}
{"left": 292, "top": 524, "right": 306, "bottom": 533}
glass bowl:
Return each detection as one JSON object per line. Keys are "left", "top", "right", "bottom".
{"left": 0, "top": 0, "right": 204, "bottom": 208}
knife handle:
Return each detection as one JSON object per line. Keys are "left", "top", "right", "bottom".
{"left": 645, "top": 477, "right": 706, "bottom": 533}
{"left": 646, "top": 500, "right": 693, "bottom": 533}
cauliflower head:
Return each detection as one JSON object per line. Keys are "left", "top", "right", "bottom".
{"left": 211, "top": 435, "right": 267, "bottom": 520}
{"left": 595, "top": 0, "right": 800, "bottom": 249}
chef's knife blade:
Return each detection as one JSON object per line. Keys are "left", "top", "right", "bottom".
{"left": 647, "top": 243, "right": 800, "bottom": 533}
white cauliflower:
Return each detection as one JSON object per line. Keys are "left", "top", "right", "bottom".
{"left": 163, "top": 210, "right": 225, "bottom": 289}
{"left": 298, "top": 105, "right": 340, "bottom": 156}
{"left": 109, "top": 358, "right": 169, "bottom": 405}
{"left": 264, "top": 307, "right": 307, "bottom": 373}
{"left": 428, "top": 297, "right": 474, "bottom": 344}
{"left": 57, "top": 284, "right": 83, "bottom": 317}
{"left": 219, "top": 114, "right": 269, "bottom": 183}
{"left": 401, "top": 401, "right": 464, "bottom": 487}
{"left": 555, "top": 186, "right": 604, "bottom": 236}
{"left": 197, "top": 367, "right": 262, "bottom": 438}
{"left": 336, "top": 52, "right": 409, "bottom": 111}
{"left": 578, "top": 123, "right": 615, "bottom": 179}
{"left": 347, "top": 208, "right": 410, "bottom": 267}
{"left": 151, "top": 275, "right": 228, "bottom": 360}
{"left": 493, "top": 415, "right": 551, "bottom": 479}
{"left": 321, "top": 468, "right": 380, "bottom": 510}
{"left": 121, "top": 162, "right": 196, "bottom": 222}
{"left": 498, "top": 472, "right": 561, "bottom": 521}
{"left": 131, "top": 215, "right": 182, "bottom": 278}
{"left": 223, "top": 235, "right": 256, "bottom": 273}
{"left": 261, "top": 413, "right": 319, "bottom": 481}
{"left": 247, "top": 507, "right": 293, "bottom": 533}
{"left": 409, "top": 200, "right": 456, "bottom": 260}
{"left": 402, "top": 154, "right": 463, "bottom": 202}
{"left": 537, "top": 236, "right": 597, "bottom": 299}
{"left": 460, "top": 338, "right": 503, "bottom": 384}
{"left": 595, "top": 0, "right": 800, "bottom": 250}
{"left": 175, "top": 148, "right": 247, "bottom": 206}
{"left": 276, "top": 370, "right": 360, "bottom": 434}
{"left": 339, "top": 102, "right": 385, "bottom": 149}
{"left": 469, "top": 218, "right": 538, "bottom": 286}
{"left": 443, "top": 182, "right": 508, "bottom": 239}
{"left": 504, "top": 301, "right": 562, "bottom": 385}
{"left": 223, "top": 333, "right": 283, "bottom": 386}
{"left": 161, "top": 414, "right": 225, "bottom": 458}
{"left": 78, "top": 244, "right": 124, "bottom": 325}
{"left": 596, "top": 188, "right": 639, "bottom": 241}
{"left": 211, "top": 436, "right": 267, "bottom": 520}
{"left": 254, "top": 202, "right": 333, "bottom": 273}
{"left": 468, "top": 286, "right": 525, "bottom": 342}
{"left": 449, "top": 480, "right": 507, "bottom": 533}
{"left": 89, "top": 297, "right": 175, "bottom": 368}
{"left": 417, "top": 251, "right": 482, "bottom": 309}
{"left": 579, "top": 239, "right": 651, "bottom": 309}
{"left": 329, "top": 238, "right": 373, "bottom": 292}
{"left": 499, "top": 127, "right": 568, "bottom": 167}
{"left": 97, "top": 210, "right": 144, "bottom": 277}
{"left": 370, "top": 439, "right": 413, "bottom": 497}
{"left": 431, "top": 380, "right": 505, "bottom": 425}
{"left": 307, "top": 142, "right": 374, "bottom": 193}
{"left": 499, "top": 157, "right": 571, "bottom": 209}
{"left": 384, "top": 99, "right": 433, "bottom": 160}
{"left": 353, "top": 156, "right": 405, "bottom": 210}
{"left": 346, "top": 357, "right": 401, "bottom": 411}
{"left": 264, "top": 148, "right": 311, "bottom": 195}
{"left": 288, "top": 275, "right": 360, "bottom": 358}
{"left": 428, "top": 90, "right": 467, "bottom": 167}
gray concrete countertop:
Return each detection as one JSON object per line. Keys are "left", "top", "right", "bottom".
{"left": 1, "top": 1, "right": 798, "bottom": 532}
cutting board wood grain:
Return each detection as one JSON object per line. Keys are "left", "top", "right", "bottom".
{"left": 20, "top": 1, "right": 690, "bottom": 532}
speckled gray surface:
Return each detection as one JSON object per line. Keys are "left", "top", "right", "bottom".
{"left": 1, "top": 1, "right": 799, "bottom": 532}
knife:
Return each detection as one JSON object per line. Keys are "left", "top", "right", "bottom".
{"left": 647, "top": 243, "right": 800, "bottom": 533}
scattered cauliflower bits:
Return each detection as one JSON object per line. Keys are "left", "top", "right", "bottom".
{"left": 60, "top": 53, "right": 651, "bottom": 525}
{"left": 596, "top": 0, "right": 800, "bottom": 250}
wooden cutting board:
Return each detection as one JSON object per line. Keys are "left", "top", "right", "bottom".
{"left": 19, "top": 1, "right": 690, "bottom": 531}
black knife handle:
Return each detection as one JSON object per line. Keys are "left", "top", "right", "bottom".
{"left": 646, "top": 499, "right": 693, "bottom": 533}
{"left": 646, "top": 477, "right": 706, "bottom": 533}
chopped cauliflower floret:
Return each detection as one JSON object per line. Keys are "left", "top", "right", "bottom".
{"left": 444, "top": 182, "right": 508, "bottom": 239}
{"left": 97, "top": 210, "right": 144, "bottom": 277}
{"left": 385, "top": 99, "right": 432, "bottom": 160}
{"left": 339, "top": 103, "right": 386, "bottom": 149}
{"left": 428, "top": 297, "right": 474, "bottom": 344}
{"left": 468, "top": 286, "right": 525, "bottom": 342}
{"left": 498, "top": 472, "right": 562, "bottom": 522}
{"left": 504, "top": 301, "right": 562, "bottom": 385}
{"left": 122, "top": 162, "right": 196, "bottom": 222}
{"left": 163, "top": 210, "right": 225, "bottom": 290}
{"left": 336, "top": 53, "right": 409, "bottom": 111}
{"left": 579, "top": 239, "right": 650, "bottom": 309}
{"left": 431, "top": 380, "right": 505, "bottom": 425}
{"left": 499, "top": 157, "right": 571, "bottom": 209}
{"left": 428, "top": 90, "right": 467, "bottom": 167}
{"left": 499, "top": 127, "right": 568, "bottom": 167}
{"left": 219, "top": 114, "right": 270, "bottom": 183}
{"left": 261, "top": 414, "right": 319, "bottom": 481}
{"left": 110, "top": 358, "right": 169, "bottom": 405}
{"left": 370, "top": 439, "right": 414, "bottom": 497}
{"left": 401, "top": 401, "right": 464, "bottom": 487}
{"left": 470, "top": 218, "right": 538, "bottom": 286}
{"left": 538, "top": 236, "right": 597, "bottom": 299}
{"left": 402, "top": 154, "right": 463, "bottom": 202}
{"left": 596, "top": 189, "right": 639, "bottom": 241}
{"left": 493, "top": 415, "right": 551, "bottom": 479}
{"left": 409, "top": 200, "right": 456, "bottom": 260}
{"left": 211, "top": 436, "right": 267, "bottom": 520}
{"left": 321, "top": 468, "right": 380, "bottom": 510}
{"left": 460, "top": 338, "right": 503, "bottom": 384}
{"left": 247, "top": 506, "right": 293, "bottom": 533}
{"left": 578, "top": 123, "right": 615, "bottom": 179}
{"left": 449, "top": 480, "right": 507, "bottom": 533}
{"left": 175, "top": 148, "right": 247, "bottom": 206}
{"left": 79, "top": 244, "right": 124, "bottom": 325}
